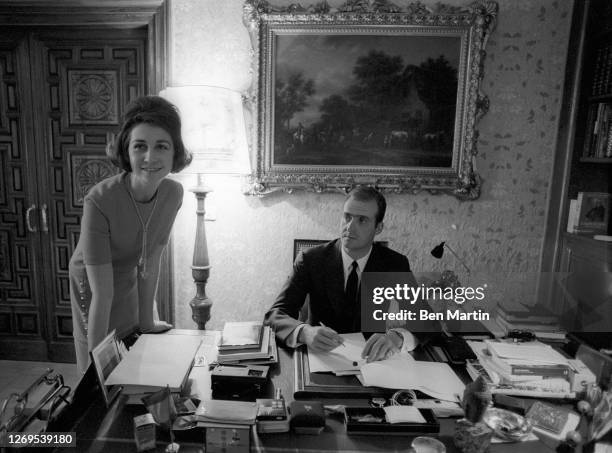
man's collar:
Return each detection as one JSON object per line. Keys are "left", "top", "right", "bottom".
{"left": 341, "top": 245, "right": 373, "bottom": 272}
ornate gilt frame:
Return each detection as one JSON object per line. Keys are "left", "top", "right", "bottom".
{"left": 242, "top": 0, "right": 498, "bottom": 199}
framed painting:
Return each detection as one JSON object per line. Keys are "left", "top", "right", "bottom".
{"left": 242, "top": 0, "right": 498, "bottom": 198}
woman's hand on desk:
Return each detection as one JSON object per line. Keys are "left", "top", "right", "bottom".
{"left": 362, "top": 332, "right": 401, "bottom": 363}
{"left": 142, "top": 320, "right": 173, "bottom": 334}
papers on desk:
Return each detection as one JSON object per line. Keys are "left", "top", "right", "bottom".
{"left": 360, "top": 355, "right": 464, "bottom": 402}
{"left": 466, "top": 340, "right": 575, "bottom": 398}
{"left": 105, "top": 333, "right": 202, "bottom": 395}
{"left": 307, "top": 333, "right": 366, "bottom": 375}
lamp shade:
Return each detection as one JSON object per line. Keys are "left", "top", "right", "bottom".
{"left": 431, "top": 242, "right": 446, "bottom": 259}
{"left": 160, "top": 85, "right": 250, "bottom": 175}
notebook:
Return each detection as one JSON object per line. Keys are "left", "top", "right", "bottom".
{"left": 105, "top": 333, "right": 202, "bottom": 393}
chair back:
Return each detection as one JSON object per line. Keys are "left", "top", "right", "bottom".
{"left": 291, "top": 239, "right": 389, "bottom": 321}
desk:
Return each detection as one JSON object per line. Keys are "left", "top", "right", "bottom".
{"left": 56, "top": 330, "right": 558, "bottom": 453}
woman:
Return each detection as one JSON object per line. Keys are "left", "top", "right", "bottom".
{"left": 70, "top": 96, "right": 192, "bottom": 374}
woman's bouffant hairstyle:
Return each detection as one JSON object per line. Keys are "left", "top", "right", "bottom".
{"left": 107, "top": 96, "right": 192, "bottom": 173}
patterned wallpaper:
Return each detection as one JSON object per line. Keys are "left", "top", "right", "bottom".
{"left": 168, "top": 0, "right": 574, "bottom": 329}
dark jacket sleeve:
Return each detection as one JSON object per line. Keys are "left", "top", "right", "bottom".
{"left": 264, "top": 251, "right": 310, "bottom": 346}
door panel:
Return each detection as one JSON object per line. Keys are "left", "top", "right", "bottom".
{"left": 0, "top": 33, "right": 47, "bottom": 359}
{"left": 0, "top": 29, "right": 147, "bottom": 361}
{"left": 29, "top": 31, "right": 146, "bottom": 361}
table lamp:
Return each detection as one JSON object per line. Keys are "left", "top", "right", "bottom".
{"left": 431, "top": 241, "right": 471, "bottom": 288}
{"left": 161, "top": 85, "right": 250, "bottom": 329}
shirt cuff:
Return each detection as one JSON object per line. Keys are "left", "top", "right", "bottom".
{"left": 389, "top": 327, "right": 417, "bottom": 353}
{"left": 286, "top": 323, "right": 307, "bottom": 348}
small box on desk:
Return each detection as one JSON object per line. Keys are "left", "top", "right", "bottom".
{"left": 211, "top": 364, "right": 269, "bottom": 401}
{"left": 289, "top": 401, "right": 325, "bottom": 434}
{"left": 344, "top": 407, "right": 439, "bottom": 436}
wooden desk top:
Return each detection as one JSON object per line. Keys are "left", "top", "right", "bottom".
{"left": 55, "top": 330, "right": 557, "bottom": 453}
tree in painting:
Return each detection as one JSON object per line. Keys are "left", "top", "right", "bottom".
{"left": 274, "top": 71, "right": 315, "bottom": 130}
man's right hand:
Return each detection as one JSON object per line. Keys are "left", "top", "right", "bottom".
{"left": 298, "top": 325, "right": 344, "bottom": 351}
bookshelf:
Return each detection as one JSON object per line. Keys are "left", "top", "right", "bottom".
{"left": 570, "top": 0, "right": 612, "bottom": 198}
{"left": 540, "top": 0, "right": 612, "bottom": 350}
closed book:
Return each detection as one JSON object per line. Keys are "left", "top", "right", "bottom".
{"left": 219, "top": 321, "right": 263, "bottom": 351}
{"left": 105, "top": 333, "right": 202, "bottom": 393}
{"left": 195, "top": 400, "right": 257, "bottom": 425}
{"left": 217, "top": 326, "right": 272, "bottom": 363}
{"left": 509, "top": 363, "right": 570, "bottom": 377}
{"left": 484, "top": 340, "right": 571, "bottom": 378}
{"left": 495, "top": 304, "right": 559, "bottom": 324}
{"left": 495, "top": 315, "right": 562, "bottom": 333}
{"left": 219, "top": 333, "right": 278, "bottom": 366}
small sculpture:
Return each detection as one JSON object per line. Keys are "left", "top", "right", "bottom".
{"left": 463, "top": 376, "right": 492, "bottom": 423}
{"left": 454, "top": 376, "right": 494, "bottom": 453}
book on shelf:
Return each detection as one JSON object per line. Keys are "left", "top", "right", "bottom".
{"left": 218, "top": 321, "right": 264, "bottom": 351}
{"left": 593, "top": 234, "right": 612, "bottom": 241}
{"left": 567, "top": 199, "right": 580, "bottom": 233}
{"left": 583, "top": 102, "right": 612, "bottom": 159}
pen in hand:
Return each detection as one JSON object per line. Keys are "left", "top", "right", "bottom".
{"left": 320, "top": 321, "right": 345, "bottom": 347}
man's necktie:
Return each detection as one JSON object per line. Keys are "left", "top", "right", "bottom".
{"left": 346, "top": 261, "right": 359, "bottom": 304}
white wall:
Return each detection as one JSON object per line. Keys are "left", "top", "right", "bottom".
{"left": 167, "top": 0, "right": 574, "bottom": 330}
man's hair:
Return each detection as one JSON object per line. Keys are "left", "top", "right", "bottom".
{"left": 346, "top": 186, "right": 386, "bottom": 224}
{"left": 107, "top": 95, "right": 192, "bottom": 173}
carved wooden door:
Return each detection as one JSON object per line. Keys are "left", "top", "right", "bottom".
{"left": 0, "top": 28, "right": 147, "bottom": 361}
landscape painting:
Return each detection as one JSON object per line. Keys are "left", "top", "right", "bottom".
{"left": 243, "top": 0, "right": 498, "bottom": 196}
{"left": 272, "top": 34, "right": 460, "bottom": 169}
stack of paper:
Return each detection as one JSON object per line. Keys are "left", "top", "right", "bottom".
{"left": 466, "top": 340, "right": 575, "bottom": 398}
{"left": 494, "top": 303, "right": 566, "bottom": 340}
{"left": 217, "top": 325, "right": 277, "bottom": 364}
{"left": 359, "top": 355, "right": 465, "bottom": 402}
{"left": 195, "top": 399, "right": 257, "bottom": 428}
{"left": 218, "top": 321, "right": 263, "bottom": 351}
{"left": 105, "top": 333, "right": 202, "bottom": 396}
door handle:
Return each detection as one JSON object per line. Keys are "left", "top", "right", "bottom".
{"left": 41, "top": 204, "right": 49, "bottom": 233}
{"left": 26, "top": 204, "right": 38, "bottom": 232}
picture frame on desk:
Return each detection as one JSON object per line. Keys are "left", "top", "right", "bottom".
{"left": 575, "top": 192, "right": 612, "bottom": 234}
{"left": 90, "top": 330, "right": 124, "bottom": 407}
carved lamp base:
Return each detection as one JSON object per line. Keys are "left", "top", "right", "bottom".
{"left": 190, "top": 296, "right": 212, "bottom": 330}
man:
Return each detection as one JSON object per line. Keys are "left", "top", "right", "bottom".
{"left": 264, "top": 186, "right": 419, "bottom": 362}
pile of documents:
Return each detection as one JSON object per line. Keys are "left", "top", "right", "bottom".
{"left": 307, "top": 333, "right": 465, "bottom": 402}
{"left": 194, "top": 399, "right": 257, "bottom": 429}
{"left": 105, "top": 333, "right": 203, "bottom": 401}
{"left": 494, "top": 303, "right": 566, "bottom": 341}
{"left": 217, "top": 321, "right": 277, "bottom": 365}
{"left": 466, "top": 339, "right": 575, "bottom": 398}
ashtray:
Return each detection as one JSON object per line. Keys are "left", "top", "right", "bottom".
{"left": 483, "top": 407, "right": 533, "bottom": 441}
{"left": 411, "top": 436, "right": 446, "bottom": 452}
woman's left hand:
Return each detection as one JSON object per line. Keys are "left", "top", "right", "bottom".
{"left": 144, "top": 320, "right": 173, "bottom": 333}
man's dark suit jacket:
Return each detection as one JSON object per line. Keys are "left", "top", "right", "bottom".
{"left": 264, "top": 239, "right": 413, "bottom": 346}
